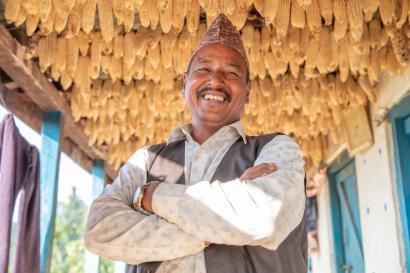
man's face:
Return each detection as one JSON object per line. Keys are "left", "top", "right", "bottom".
{"left": 183, "top": 44, "right": 250, "bottom": 129}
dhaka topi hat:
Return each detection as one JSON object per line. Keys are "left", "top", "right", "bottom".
{"left": 188, "top": 13, "right": 250, "bottom": 74}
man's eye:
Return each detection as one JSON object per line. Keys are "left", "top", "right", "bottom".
{"left": 227, "top": 72, "right": 239, "bottom": 77}
{"left": 197, "top": 68, "right": 210, "bottom": 72}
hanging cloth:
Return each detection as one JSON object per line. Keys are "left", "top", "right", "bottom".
{"left": 0, "top": 114, "right": 40, "bottom": 273}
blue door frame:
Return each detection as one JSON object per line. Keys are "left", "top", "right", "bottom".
{"left": 389, "top": 93, "right": 410, "bottom": 273}
{"left": 328, "top": 151, "right": 364, "bottom": 273}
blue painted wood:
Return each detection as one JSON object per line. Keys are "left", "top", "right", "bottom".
{"left": 389, "top": 93, "right": 410, "bottom": 273}
{"left": 92, "top": 160, "right": 105, "bottom": 199}
{"left": 329, "top": 159, "right": 364, "bottom": 273}
{"left": 328, "top": 171, "right": 345, "bottom": 273}
{"left": 404, "top": 116, "right": 410, "bottom": 135}
{"left": 335, "top": 161, "right": 364, "bottom": 273}
{"left": 88, "top": 160, "right": 105, "bottom": 273}
{"left": 40, "top": 112, "right": 63, "bottom": 273}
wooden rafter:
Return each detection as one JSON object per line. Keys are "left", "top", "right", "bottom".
{"left": 0, "top": 26, "right": 117, "bottom": 181}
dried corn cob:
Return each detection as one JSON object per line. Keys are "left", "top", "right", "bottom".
{"left": 396, "top": 0, "right": 408, "bottom": 28}
{"left": 66, "top": 36, "right": 79, "bottom": 77}
{"left": 82, "top": 0, "right": 97, "bottom": 33}
{"left": 54, "top": 0, "right": 75, "bottom": 21}
{"left": 319, "top": 0, "right": 333, "bottom": 25}
{"left": 5, "top": 0, "right": 22, "bottom": 23}
{"left": 159, "top": 0, "right": 173, "bottom": 33}
{"left": 66, "top": 3, "right": 82, "bottom": 38}
{"left": 186, "top": 0, "right": 201, "bottom": 33}
{"left": 390, "top": 28, "right": 410, "bottom": 66}
{"left": 22, "top": 0, "right": 39, "bottom": 15}
{"left": 90, "top": 34, "right": 103, "bottom": 79}
{"left": 338, "top": 36, "right": 349, "bottom": 82}
{"left": 275, "top": 0, "right": 291, "bottom": 38}
{"left": 75, "top": 56, "right": 91, "bottom": 93}
{"left": 333, "top": 0, "right": 348, "bottom": 41}
{"left": 264, "top": 0, "right": 279, "bottom": 25}
{"left": 358, "top": 75, "right": 377, "bottom": 103}
{"left": 291, "top": 0, "right": 305, "bottom": 29}
{"left": 230, "top": 0, "right": 248, "bottom": 29}
{"left": 123, "top": 7, "right": 135, "bottom": 32}
{"left": 306, "top": 0, "right": 322, "bottom": 34}
{"left": 39, "top": 3, "right": 55, "bottom": 34}
{"left": 26, "top": 13, "right": 40, "bottom": 36}
{"left": 123, "top": 33, "right": 136, "bottom": 68}
{"left": 346, "top": 0, "right": 363, "bottom": 42}
{"left": 55, "top": 37, "right": 67, "bottom": 73}
{"left": 318, "top": 26, "right": 331, "bottom": 73}
{"left": 54, "top": 12, "right": 69, "bottom": 33}
{"left": 297, "top": 0, "right": 311, "bottom": 7}
{"left": 98, "top": 0, "right": 114, "bottom": 42}
{"left": 241, "top": 24, "right": 254, "bottom": 48}
{"left": 60, "top": 71, "right": 73, "bottom": 90}
{"left": 14, "top": 4, "right": 28, "bottom": 27}
{"left": 148, "top": 0, "right": 159, "bottom": 30}
{"left": 113, "top": 34, "right": 124, "bottom": 59}
{"left": 172, "top": 0, "right": 187, "bottom": 31}
{"left": 112, "top": 0, "right": 125, "bottom": 25}
{"left": 77, "top": 31, "right": 89, "bottom": 56}
{"left": 379, "top": 0, "right": 395, "bottom": 25}
{"left": 261, "top": 26, "right": 271, "bottom": 52}
{"left": 369, "top": 19, "right": 381, "bottom": 49}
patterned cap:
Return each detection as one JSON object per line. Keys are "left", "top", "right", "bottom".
{"left": 189, "top": 13, "right": 249, "bottom": 72}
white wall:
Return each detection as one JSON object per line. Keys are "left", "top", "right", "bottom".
{"left": 311, "top": 181, "right": 334, "bottom": 273}
{"left": 355, "top": 122, "right": 404, "bottom": 273}
{"left": 312, "top": 68, "right": 410, "bottom": 273}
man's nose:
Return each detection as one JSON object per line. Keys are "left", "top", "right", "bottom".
{"left": 207, "top": 70, "right": 225, "bottom": 87}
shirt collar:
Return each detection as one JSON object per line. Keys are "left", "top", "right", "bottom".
{"left": 167, "top": 121, "right": 247, "bottom": 144}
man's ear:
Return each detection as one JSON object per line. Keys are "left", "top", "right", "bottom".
{"left": 182, "top": 72, "right": 187, "bottom": 97}
{"left": 245, "top": 81, "right": 250, "bottom": 103}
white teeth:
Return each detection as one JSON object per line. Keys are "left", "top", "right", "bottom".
{"left": 203, "top": 94, "right": 225, "bottom": 102}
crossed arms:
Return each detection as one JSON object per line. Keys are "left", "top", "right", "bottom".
{"left": 84, "top": 135, "right": 305, "bottom": 265}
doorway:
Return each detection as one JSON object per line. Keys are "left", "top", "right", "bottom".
{"left": 329, "top": 154, "right": 364, "bottom": 273}
{"left": 389, "top": 93, "right": 410, "bottom": 272}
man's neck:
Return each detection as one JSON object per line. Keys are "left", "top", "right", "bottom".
{"left": 190, "top": 123, "right": 223, "bottom": 144}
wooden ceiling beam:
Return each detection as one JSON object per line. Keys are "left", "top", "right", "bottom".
{"left": 0, "top": 26, "right": 117, "bottom": 181}
{"left": 0, "top": 83, "right": 93, "bottom": 172}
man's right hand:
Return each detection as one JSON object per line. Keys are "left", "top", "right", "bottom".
{"left": 240, "top": 163, "right": 277, "bottom": 180}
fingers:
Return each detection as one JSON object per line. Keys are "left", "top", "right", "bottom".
{"left": 240, "top": 163, "right": 277, "bottom": 180}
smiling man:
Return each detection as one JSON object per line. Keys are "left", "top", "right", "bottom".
{"left": 85, "top": 14, "right": 307, "bottom": 273}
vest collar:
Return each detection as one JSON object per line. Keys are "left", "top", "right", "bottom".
{"left": 167, "top": 121, "right": 247, "bottom": 144}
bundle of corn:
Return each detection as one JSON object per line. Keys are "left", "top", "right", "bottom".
{"left": 6, "top": 0, "right": 410, "bottom": 170}
{"left": 5, "top": 0, "right": 408, "bottom": 41}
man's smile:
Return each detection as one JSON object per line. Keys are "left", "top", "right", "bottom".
{"left": 197, "top": 87, "right": 232, "bottom": 104}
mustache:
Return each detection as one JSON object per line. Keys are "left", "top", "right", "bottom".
{"left": 197, "top": 86, "right": 231, "bottom": 102}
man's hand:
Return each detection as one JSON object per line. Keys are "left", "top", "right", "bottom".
{"left": 240, "top": 163, "right": 277, "bottom": 180}
{"left": 141, "top": 181, "right": 161, "bottom": 214}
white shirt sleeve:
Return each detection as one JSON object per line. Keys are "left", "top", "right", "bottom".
{"left": 84, "top": 147, "right": 206, "bottom": 265}
{"left": 152, "top": 135, "right": 306, "bottom": 250}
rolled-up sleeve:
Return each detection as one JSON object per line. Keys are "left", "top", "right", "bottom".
{"left": 152, "top": 135, "right": 305, "bottom": 250}
{"left": 84, "top": 147, "right": 206, "bottom": 265}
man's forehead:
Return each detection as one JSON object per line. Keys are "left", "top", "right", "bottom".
{"left": 193, "top": 45, "right": 246, "bottom": 67}
{"left": 195, "top": 57, "right": 243, "bottom": 69}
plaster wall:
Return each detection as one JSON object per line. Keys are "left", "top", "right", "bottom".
{"left": 311, "top": 68, "right": 410, "bottom": 273}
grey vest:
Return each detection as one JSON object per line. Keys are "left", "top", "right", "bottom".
{"left": 126, "top": 133, "right": 307, "bottom": 273}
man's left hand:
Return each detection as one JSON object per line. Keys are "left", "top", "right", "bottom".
{"left": 142, "top": 181, "right": 161, "bottom": 214}
{"left": 240, "top": 163, "right": 277, "bottom": 180}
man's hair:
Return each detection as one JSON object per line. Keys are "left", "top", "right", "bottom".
{"left": 186, "top": 57, "right": 250, "bottom": 83}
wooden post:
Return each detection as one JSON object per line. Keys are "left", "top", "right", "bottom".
{"left": 40, "top": 111, "right": 63, "bottom": 273}
{"left": 84, "top": 160, "right": 105, "bottom": 273}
